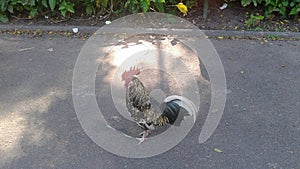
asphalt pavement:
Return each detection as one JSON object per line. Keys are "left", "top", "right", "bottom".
{"left": 0, "top": 25, "right": 299, "bottom": 169}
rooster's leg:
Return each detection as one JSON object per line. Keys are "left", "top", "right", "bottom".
{"left": 139, "top": 129, "right": 151, "bottom": 136}
{"left": 137, "top": 130, "right": 150, "bottom": 145}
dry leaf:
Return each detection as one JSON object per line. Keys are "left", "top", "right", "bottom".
{"left": 214, "top": 148, "right": 222, "bottom": 153}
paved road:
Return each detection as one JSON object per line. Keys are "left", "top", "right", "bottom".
{"left": 0, "top": 33, "right": 299, "bottom": 168}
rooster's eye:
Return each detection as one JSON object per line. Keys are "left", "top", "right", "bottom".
{"left": 128, "top": 81, "right": 133, "bottom": 86}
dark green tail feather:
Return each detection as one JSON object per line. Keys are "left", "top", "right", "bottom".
{"left": 161, "top": 100, "right": 181, "bottom": 125}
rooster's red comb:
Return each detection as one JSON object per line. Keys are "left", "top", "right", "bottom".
{"left": 121, "top": 66, "right": 141, "bottom": 81}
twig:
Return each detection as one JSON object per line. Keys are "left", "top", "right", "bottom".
{"left": 48, "top": 16, "right": 70, "bottom": 23}
{"left": 11, "top": 15, "right": 33, "bottom": 20}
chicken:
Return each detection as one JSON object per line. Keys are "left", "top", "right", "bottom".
{"left": 122, "top": 66, "right": 197, "bottom": 144}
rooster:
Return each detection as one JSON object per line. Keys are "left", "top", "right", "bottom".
{"left": 122, "top": 66, "right": 197, "bottom": 144}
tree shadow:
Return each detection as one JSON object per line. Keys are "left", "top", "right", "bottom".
{"left": 95, "top": 33, "right": 211, "bottom": 140}
{"left": 0, "top": 36, "right": 87, "bottom": 168}
{"left": 1, "top": 33, "right": 212, "bottom": 168}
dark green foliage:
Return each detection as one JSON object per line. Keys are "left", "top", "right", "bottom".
{"left": 245, "top": 13, "right": 264, "bottom": 27}
{"left": 0, "top": 0, "right": 199, "bottom": 23}
{"left": 58, "top": 0, "right": 75, "bottom": 17}
{"left": 2, "top": 0, "right": 297, "bottom": 24}
{"left": 241, "top": 0, "right": 300, "bottom": 17}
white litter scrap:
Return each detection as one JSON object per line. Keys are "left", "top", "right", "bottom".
{"left": 18, "top": 47, "right": 34, "bottom": 52}
{"left": 47, "top": 48, "right": 54, "bottom": 52}
{"left": 105, "top": 21, "right": 111, "bottom": 25}
{"left": 72, "top": 27, "right": 79, "bottom": 33}
{"left": 220, "top": 3, "right": 227, "bottom": 10}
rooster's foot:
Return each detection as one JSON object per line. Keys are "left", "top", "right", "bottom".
{"left": 139, "top": 130, "right": 151, "bottom": 136}
{"left": 137, "top": 137, "right": 147, "bottom": 145}
{"left": 137, "top": 130, "right": 150, "bottom": 145}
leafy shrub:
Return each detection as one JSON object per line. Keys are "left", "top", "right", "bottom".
{"left": 0, "top": 0, "right": 76, "bottom": 22}
{"left": 0, "top": 0, "right": 39, "bottom": 22}
{"left": 245, "top": 13, "right": 264, "bottom": 27}
{"left": 124, "top": 0, "right": 166, "bottom": 13}
{"left": 241, "top": 0, "right": 300, "bottom": 17}
{"left": 0, "top": 0, "right": 198, "bottom": 23}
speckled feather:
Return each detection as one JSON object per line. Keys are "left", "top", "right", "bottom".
{"left": 126, "top": 76, "right": 169, "bottom": 126}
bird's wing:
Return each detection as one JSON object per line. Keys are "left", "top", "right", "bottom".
{"left": 126, "top": 76, "right": 153, "bottom": 122}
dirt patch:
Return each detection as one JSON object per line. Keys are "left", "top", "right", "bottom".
{"left": 187, "top": 0, "right": 299, "bottom": 32}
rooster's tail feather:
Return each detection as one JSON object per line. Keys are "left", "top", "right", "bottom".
{"left": 164, "top": 95, "right": 197, "bottom": 122}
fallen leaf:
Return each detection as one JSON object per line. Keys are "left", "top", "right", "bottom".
{"left": 214, "top": 148, "right": 222, "bottom": 153}
{"left": 176, "top": 3, "right": 188, "bottom": 16}
{"left": 217, "top": 36, "right": 224, "bottom": 40}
